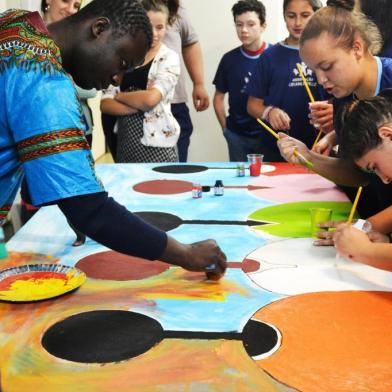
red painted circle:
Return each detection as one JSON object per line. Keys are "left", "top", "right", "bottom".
{"left": 133, "top": 180, "right": 193, "bottom": 195}
{"left": 76, "top": 251, "right": 170, "bottom": 281}
{"left": 264, "top": 162, "right": 310, "bottom": 176}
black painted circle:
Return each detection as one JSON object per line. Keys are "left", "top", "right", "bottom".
{"left": 152, "top": 164, "right": 208, "bottom": 174}
{"left": 134, "top": 211, "right": 182, "bottom": 232}
{"left": 242, "top": 319, "right": 279, "bottom": 357}
{"left": 42, "top": 310, "right": 164, "bottom": 363}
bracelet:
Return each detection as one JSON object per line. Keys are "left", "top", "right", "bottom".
{"left": 262, "top": 106, "right": 275, "bottom": 121}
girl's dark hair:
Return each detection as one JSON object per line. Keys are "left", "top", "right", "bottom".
{"left": 339, "top": 89, "right": 392, "bottom": 161}
{"left": 283, "top": 0, "right": 323, "bottom": 13}
{"left": 360, "top": 0, "right": 392, "bottom": 54}
{"left": 232, "top": 0, "right": 266, "bottom": 26}
{"left": 300, "top": 0, "right": 382, "bottom": 55}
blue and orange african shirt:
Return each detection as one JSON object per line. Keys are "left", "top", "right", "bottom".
{"left": 0, "top": 9, "right": 103, "bottom": 225}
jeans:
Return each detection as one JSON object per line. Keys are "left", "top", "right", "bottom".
{"left": 171, "top": 103, "right": 193, "bottom": 162}
{"left": 223, "top": 128, "right": 284, "bottom": 162}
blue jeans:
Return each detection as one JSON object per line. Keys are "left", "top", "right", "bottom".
{"left": 223, "top": 128, "right": 284, "bottom": 162}
{"left": 171, "top": 103, "right": 193, "bottom": 162}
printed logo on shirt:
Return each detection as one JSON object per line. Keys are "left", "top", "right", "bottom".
{"left": 241, "top": 71, "right": 252, "bottom": 94}
{"left": 289, "top": 62, "right": 317, "bottom": 88}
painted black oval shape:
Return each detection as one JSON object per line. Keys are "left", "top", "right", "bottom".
{"left": 134, "top": 211, "right": 182, "bottom": 232}
{"left": 42, "top": 310, "right": 164, "bottom": 363}
{"left": 152, "top": 164, "right": 208, "bottom": 174}
{"left": 242, "top": 319, "right": 279, "bottom": 358}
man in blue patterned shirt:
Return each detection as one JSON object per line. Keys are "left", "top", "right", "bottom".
{"left": 0, "top": 0, "right": 227, "bottom": 277}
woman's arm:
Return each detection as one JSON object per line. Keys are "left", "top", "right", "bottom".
{"left": 100, "top": 98, "right": 138, "bottom": 116}
{"left": 116, "top": 48, "right": 180, "bottom": 112}
{"left": 183, "top": 42, "right": 209, "bottom": 111}
{"left": 115, "top": 89, "right": 162, "bottom": 112}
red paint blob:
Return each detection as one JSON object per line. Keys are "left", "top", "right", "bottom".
{"left": 133, "top": 180, "right": 193, "bottom": 195}
{"left": 227, "top": 259, "right": 260, "bottom": 273}
{"left": 76, "top": 251, "right": 170, "bottom": 281}
{"left": 0, "top": 272, "right": 67, "bottom": 291}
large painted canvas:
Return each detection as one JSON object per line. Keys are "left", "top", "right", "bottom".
{"left": 2, "top": 162, "right": 391, "bottom": 392}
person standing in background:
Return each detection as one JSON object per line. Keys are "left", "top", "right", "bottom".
{"left": 213, "top": 0, "right": 269, "bottom": 162}
{"left": 247, "top": 0, "right": 327, "bottom": 162}
{"left": 100, "top": 0, "right": 180, "bottom": 163}
{"left": 163, "top": 0, "right": 209, "bottom": 162}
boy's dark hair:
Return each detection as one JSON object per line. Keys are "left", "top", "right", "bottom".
{"left": 360, "top": 0, "right": 392, "bottom": 54}
{"left": 232, "top": 0, "right": 266, "bottom": 25}
{"left": 339, "top": 89, "right": 392, "bottom": 161}
{"left": 283, "top": 0, "right": 322, "bottom": 13}
{"left": 68, "top": 0, "right": 152, "bottom": 45}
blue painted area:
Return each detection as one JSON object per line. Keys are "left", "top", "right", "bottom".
{"left": 133, "top": 270, "right": 284, "bottom": 332}
{"left": 7, "top": 162, "right": 284, "bottom": 333}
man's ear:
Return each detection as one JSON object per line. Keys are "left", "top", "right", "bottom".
{"left": 378, "top": 125, "right": 392, "bottom": 141}
{"left": 91, "top": 17, "right": 110, "bottom": 38}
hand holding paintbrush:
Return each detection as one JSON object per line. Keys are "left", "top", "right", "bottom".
{"left": 257, "top": 118, "right": 314, "bottom": 169}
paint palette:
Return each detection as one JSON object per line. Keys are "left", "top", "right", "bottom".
{"left": 0, "top": 264, "right": 86, "bottom": 302}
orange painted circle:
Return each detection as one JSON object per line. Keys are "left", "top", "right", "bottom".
{"left": 253, "top": 291, "right": 392, "bottom": 392}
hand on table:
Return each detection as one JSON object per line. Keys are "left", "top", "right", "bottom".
{"left": 313, "top": 219, "right": 389, "bottom": 247}
{"left": 268, "top": 108, "right": 291, "bottom": 131}
{"left": 277, "top": 133, "right": 311, "bottom": 165}
{"left": 333, "top": 223, "right": 372, "bottom": 260}
{"left": 308, "top": 101, "right": 333, "bottom": 132}
{"left": 162, "top": 237, "right": 227, "bottom": 279}
{"left": 312, "top": 220, "right": 341, "bottom": 246}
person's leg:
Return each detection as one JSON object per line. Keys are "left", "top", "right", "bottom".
{"left": 171, "top": 103, "right": 193, "bottom": 162}
{"left": 222, "top": 128, "right": 250, "bottom": 162}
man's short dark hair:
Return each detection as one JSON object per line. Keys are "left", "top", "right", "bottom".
{"left": 69, "top": 0, "right": 152, "bottom": 45}
{"left": 232, "top": 0, "right": 266, "bottom": 25}
{"left": 339, "top": 89, "right": 392, "bottom": 161}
